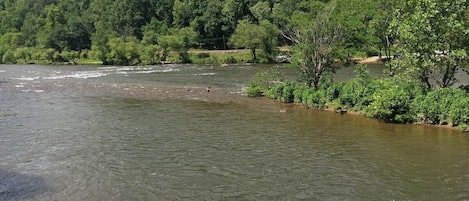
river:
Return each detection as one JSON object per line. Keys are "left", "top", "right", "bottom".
{"left": 1, "top": 64, "right": 468, "bottom": 200}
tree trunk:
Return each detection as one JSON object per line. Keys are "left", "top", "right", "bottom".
{"left": 251, "top": 48, "right": 257, "bottom": 62}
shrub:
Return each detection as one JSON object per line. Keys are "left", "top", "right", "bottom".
{"left": 14, "top": 48, "right": 32, "bottom": 63}
{"left": 364, "top": 80, "right": 414, "bottom": 123}
{"left": 222, "top": 56, "right": 237, "bottom": 64}
{"left": 338, "top": 65, "right": 376, "bottom": 110}
{"left": 324, "top": 82, "right": 344, "bottom": 102}
{"left": 2, "top": 50, "right": 15, "bottom": 63}
{"left": 415, "top": 88, "right": 467, "bottom": 125}
{"left": 246, "top": 85, "right": 263, "bottom": 97}
{"left": 140, "top": 45, "right": 160, "bottom": 65}
{"left": 266, "top": 83, "right": 284, "bottom": 99}
{"left": 339, "top": 78, "right": 377, "bottom": 110}
{"left": 293, "top": 86, "right": 306, "bottom": 103}
{"left": 448, "top": 95, "right": 469, "bottom": 126}
{"left": 280, "top": 83, "right": 295, "bottom": 103}
{"left": 196, "top": 53, "right": 210, "bottom": 58}
{"left": 60, "top": 51, "right": 80, "bottom": 63}
{"left": 246, "top": 67, "right": 283, "bottom": 97}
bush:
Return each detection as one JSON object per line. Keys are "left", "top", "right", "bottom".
{"left": 196, "top": 53, "right": 210, "bottom": 58}
{"left": 415, "top": 88, "right": 467, "bottom": 125}
{"left": 338, "top": 65, "right": 376, "bottom": 110}
{"left": 293, "top": 86, "right": 306, "bottom": 103}
{"left": 60, "top": 51, "right": 79, "bottom": 63}
{"left": 266, "top": 83, "right": 284, "bottom": 99}
{"left": 2, "top": 50, "right": 15, "bottom": 63}
{"left": 280, "top": 83, "right": 295, "bottom": 103}
{"left": 14, "top": 48, "right": 32, "bottom": 63}
{"left": 339, "top": 78, "right": 376, "bottom": 110}
{"left": 448, "top": 94, "right": 469, "bottom": 126}
{"left": 324, "top": 82, "right": 344, "bottom": 102}
{"left": 364, "top": 79, "right": 415, "bottom": 123}
{"left": 222, "top": 56, "right": 237, "bottom": 64}
{"left": 246, "top": 67, "right": 283, "bottom": 97}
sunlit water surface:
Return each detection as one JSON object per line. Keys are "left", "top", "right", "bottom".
{"left": 0, "top": 64, "right": 469, "bottom": 201}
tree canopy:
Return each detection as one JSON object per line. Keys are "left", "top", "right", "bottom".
{"left": 0, "top": 0, "right": 467, "bottom": 75}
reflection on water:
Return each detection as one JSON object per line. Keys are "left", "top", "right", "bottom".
{"left": 0, "top": 64, "right": 468, "bottom": 200}
{"left": 0, "top": 170, "right": 47, "bottom": 201}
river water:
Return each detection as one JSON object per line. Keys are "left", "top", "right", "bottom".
{"left": 0, "top": 64, "right": 468, "bottom": 201}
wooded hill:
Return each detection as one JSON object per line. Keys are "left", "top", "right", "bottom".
{"left": 0, "top": 0, "right": 468, "bottom": 65}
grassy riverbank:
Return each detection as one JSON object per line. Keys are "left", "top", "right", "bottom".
{"left": 247, "top": 66, "right": 469, "bottom": 132}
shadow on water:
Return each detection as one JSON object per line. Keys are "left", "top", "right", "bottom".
{"left": 0, "top": 170, "right": 47, "bottom": 201}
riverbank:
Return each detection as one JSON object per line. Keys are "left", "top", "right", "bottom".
{"left": 247, "top": 66, "right": 469, "bottom": 132}
{"left": 1, "top": 46, "right": 386, "bottom": 65}
{"left": 353, "top": 56, "right": 390, "bottom": 64}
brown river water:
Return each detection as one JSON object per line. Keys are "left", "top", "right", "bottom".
{"left": 0, "top": 64, "right": 468, "bottom": 200}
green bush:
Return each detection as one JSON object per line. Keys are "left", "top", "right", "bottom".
{"left": 2, "top": 50, "right": 15, "bottom": 63}
{"left": 280, "top": 83, "right": 295, "bottom": 103}
{"left": 14, "top": 48, "right": 32, "bottom": 63}
{"left": 338, "top": 65, "right": 376, "bottom": 110}
{"left": 60, "top": 50, "right": 80, "bottom": 63}
{"left": 364, "top": 79, "right": 415, "bottom": 123}
{"left": 222, "top": 56, "right": 237, "bottom": 64}
{"left": 415, "top": 88, "right": 467, "bottom": 125}
{"left": 246, "top": 67, "right": 283, "bottom": 97}
{"left": 246, "top": 85, "right": 263, "bottom": 97}
{"left": 293, "top": 86, "right": 306, "bottom": 103}
{"left": 140, "top": 45, "right": 160, "bottom": 65}
{"left": 448, "top": 94, "right": 469, "bottom": 126}
{"left": 339, "top": 78, "right": 376, "bottom": 110}
{"left": 324, "top": 82, "right": 344, "bottom": 102}
{"left": 266, "top": 83, "right": 284, "bottom": 99}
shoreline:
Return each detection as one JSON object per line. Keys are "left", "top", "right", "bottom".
{"left": 276, "top": 99, "right": 466, "bottom": 132}
{"left": 353, "top": 56, "right": 391, "bottom": 64}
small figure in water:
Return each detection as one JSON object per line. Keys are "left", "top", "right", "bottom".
{"left": 206, "top": 86, "right": 211, "bottom": 92}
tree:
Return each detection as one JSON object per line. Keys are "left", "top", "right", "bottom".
{"left": 191, "top": 0, "right": 227, "bottom": 49}
{"left": 222, "top": 0, "right": 257, "bottom": 35}
{"left": 370, "top": 1, "right": 396, "bottom": 60}
{"left": 36, "top": 5, "right": 67, "bottom": 50}
{"left": 287, "top": 3, "right": 342, "bottom": 89}
{"left": 391, "top": 0, "right": 469, "bottom": 89}
{"left": 250, "top": 1, "right": 272, "bottom": 22}
{"left": 230, "top": 19, "right": 279, "bottom": 62}
{"left": 158, "top": 27, "right": 196, "bottom": 63}
{"left": 106, "top": 36, "right": 140, "bottom": 65}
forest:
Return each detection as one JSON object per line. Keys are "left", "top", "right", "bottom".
{"left": 0, "top": 0, "right": 406, "bottom": 65}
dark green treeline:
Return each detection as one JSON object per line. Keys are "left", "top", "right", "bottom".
{"left": 0, "top": 0, "right": 392, "bottom": 65}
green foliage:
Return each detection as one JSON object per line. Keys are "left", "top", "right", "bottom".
{"left": 106, "top": 37, "right": 141, "bottom": 65}
{"left": 293, "top": 86, "right": 306, "bottom": 103}
{"left": 140, "top": 45, "right": 161, "bottom": 65}
{"left": 0, "top": 0, "right": 466, "bottom": 73}
{"left": 246, "top": 66, "right": 283, "bottom": 97}
{"left": 249, "top": 62, "right": 467, "bottom": 131}
{"left": 229, "top": 19, "right": 279, "bottom": 62}
{"left": 266, "top": 83, "right": 284, "bottom": 99}
{"left": 363, "top": 78, "right": 420, "bottom": 123}
{"left": 449, "top": 98, "right": 469, "bottom": 126}
{"left": 391, "top": 0, "right": 469, "bottom": 89}
{"left": 289, "top": 2, "right": 342, "bottom": 89}
{"left": 338, "top": 65, "right": 375, "bottom": 110}
{"left": 415, "top": 88, "right": 468, "bottom": 125}
{"left": 2, "top": 50, "right": 15, "bottom": 64}
{"left": 158, "top": 27, "right": 196, "bottom": 63}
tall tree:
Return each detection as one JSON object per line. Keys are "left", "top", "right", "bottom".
{"left": 287, "top": 2, "right": 342, "bottom": 89}
{"left": 36, "top": 5, "right": 67, "bottom": 50}
{"left": 392, "top": 0, "right": 469, "bottom": 88}
{"left": 230, "top": 19, "right": 279, "bottom": 62}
